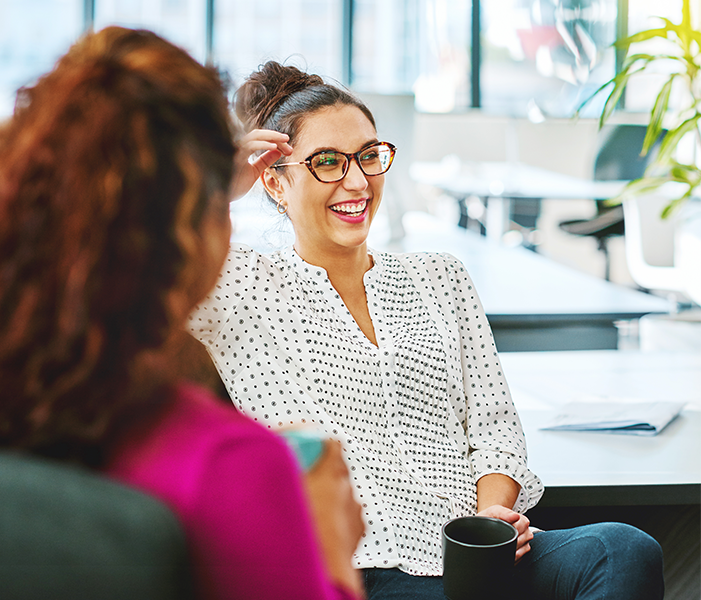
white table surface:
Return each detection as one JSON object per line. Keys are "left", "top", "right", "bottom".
{"left": 410, "top": 158, "right": 628, "bottom": 201}
{"left": 395, "top": 212, "right": 673, "bottom": 320}
{"left": 500, "top": 350, "right": 701, "bottom": 500}
{"left": 409, "top": 158, "right": 685, "bottom": 241}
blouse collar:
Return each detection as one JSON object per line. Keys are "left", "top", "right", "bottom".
{"left": 281, "top": 246, "right": 383, "bottom": 286}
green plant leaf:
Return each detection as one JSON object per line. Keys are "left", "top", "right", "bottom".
{"left": 659, "top": 17, "right": 686, "bottom": 37}
{"left": 661, "top": 191, "right": 693, "bottom": 219}
{"left": 681, "top": 0, "right": 694, "bottom": 37}
{"left": 655, "top": 115, "right": 701, "bottom": 164}
{"left": 615, "top": 28, "right": 670, "bottom": 47}
{"left": 575, "top": 80, "right": 613, "bottom": 117}
{"left": 602, "top": 177, "right": 671, "bottom": 207}
{"left": 659, "top": 15, "right": 696, "bottom": 51}
{"left": 599, "top": 73, "right": 631, "bottom": 127}
{"left": 622, "top": 53, "right": 656, "bottom": 68}
{"left": 667, "top": 158, "right": 701, "bottom": 181}
{"left": 658, "top": 17, "right": 681, "bottom": 37}
{"left": 583, "top": 0, "right": 701, "bottom": 219}
{"left": 617, "top": 177, "right": 671, "bottom": 200}
{"left": 682, "top": 0, "right": 692, "bottom": 29}
{"left": 669, "top": 162, "right": 701, "bottom": 186}
{"left": 690, "top": 30, "right": 701, "bottom": 50}
{"left": 643, "top": 76, "right": 676, "bottom": 154}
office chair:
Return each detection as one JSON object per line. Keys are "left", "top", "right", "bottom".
{"left": 0, "top": 451, "right": 194, "bottom": 600}
{"left": 558, "top": 124, "right": 660, "bottom": 280}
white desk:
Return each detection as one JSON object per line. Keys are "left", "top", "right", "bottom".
{"left": 410, "top": 158, "right": 683, "bottom": 240}
{"left": 500, "top": 350, "right": 701, "bottom": 507}
{"left": 390, "top": 212, "right": 674, "bottom": 351}
{"left": 411, "top": 158, "right": 627, "bottom": 202}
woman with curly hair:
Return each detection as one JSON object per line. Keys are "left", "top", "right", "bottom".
{"left": 0, "top": 26, "right": 363, "bottom": 600}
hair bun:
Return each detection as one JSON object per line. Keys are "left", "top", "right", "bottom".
{"left": 235, "top": 61, "right": 324, "bottom": 131}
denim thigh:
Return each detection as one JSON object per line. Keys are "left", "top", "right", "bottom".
{"left": 363, "top": 522, "right": 664, "bottom": 600}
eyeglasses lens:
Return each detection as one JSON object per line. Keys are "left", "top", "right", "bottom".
{"left": 310, "top": 144, "right": 394, "bottom": 182}
{"left": 311, "top": 152, "right": 346, "bottom": 182}
{"left": 359, "top": 144, "right": 393, "bottom": 175}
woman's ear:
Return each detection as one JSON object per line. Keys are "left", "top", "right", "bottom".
{"left": 261, "top": 169, "right": 285, "bottom": 201}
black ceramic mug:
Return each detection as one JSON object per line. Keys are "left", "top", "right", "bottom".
{"left": 442, "top": 516, "right": 518, "bottom": 600}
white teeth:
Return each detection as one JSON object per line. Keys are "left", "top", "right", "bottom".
{"left": 330, "top": 200, "right": 367, "bottom": 214}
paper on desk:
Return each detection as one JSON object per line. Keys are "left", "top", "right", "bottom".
{"left": 540, "top": 401, "right": 686, "bottom": 436}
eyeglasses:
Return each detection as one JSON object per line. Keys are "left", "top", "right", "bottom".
{"left": 271, "top": 142, "right": 396, "bottom": 183}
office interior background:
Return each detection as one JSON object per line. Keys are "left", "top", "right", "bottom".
{"left": 1, "top": 0, "right": 689, "bottom": 293}
{"left": 1, "top": 2, "right": 700, "bottom": 598}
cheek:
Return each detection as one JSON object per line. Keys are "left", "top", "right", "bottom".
{"left": 369, "top": 180, "right": 384, "bottom": 212}
{"left": 286, "top": 183, "right": 331, "bottom": 223}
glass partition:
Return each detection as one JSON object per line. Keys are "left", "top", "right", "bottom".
{"left": 213, "top": 0, "right": 344, "bottom": 88}
{"left": 480, "top": 0, "right": 618, "bottom": 118}
{"left": 0, "top": 0, "right": 83, "bottom": 118}
{"left": 93, "top": 0, "right": 207, "bottom": 64}
{"left": 0, "top": 0, "right": 688, "bottom": 121}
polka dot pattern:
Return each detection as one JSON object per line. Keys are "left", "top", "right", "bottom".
{"left": 189, "top": 243, "right": 543, "bottom": 576}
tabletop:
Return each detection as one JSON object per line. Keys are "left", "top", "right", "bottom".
{"left": 410, "top": 157, "right": 628, "bottom": 201}
{"left": 500, "top": 350, "right": 701, "bottom": 506}
{"left": 393, "top": 211, "right": 673, "bottom": 321}
{"left": 409, "top": 157, "right": 686, "bottom": 241}
{"left": 229, "top": 204, "right": 675, "bottom": 350}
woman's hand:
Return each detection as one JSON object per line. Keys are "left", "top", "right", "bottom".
{"left": 303, "top": 440, "right": 366, "bottom": 598}
{"left": 230, "top": 129, "right": 293, "bottom": 200}
{"left": 476, "top": 504, "right": 533, "bottom": 564}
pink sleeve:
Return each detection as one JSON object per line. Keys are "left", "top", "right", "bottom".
{"left": 186, "top": 432, "right": 358, "bottom": 600}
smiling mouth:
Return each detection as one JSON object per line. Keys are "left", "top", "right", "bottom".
{"left": 329, "top": 199, "right": 368, "bottom": 217}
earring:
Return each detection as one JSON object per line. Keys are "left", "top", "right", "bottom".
{"left": 276, "top": 199, "right": 288, "bottom": 215}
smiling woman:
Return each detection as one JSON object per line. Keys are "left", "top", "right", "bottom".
{"left": 186, "top": 60, "right": 664, "bottom": 600}
{"left": 260, "top": 103, "right": 387, "bottom": 269}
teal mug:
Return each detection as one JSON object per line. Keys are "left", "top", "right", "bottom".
{"left": 280, "top": 429, "right": 325, "bottom": 471}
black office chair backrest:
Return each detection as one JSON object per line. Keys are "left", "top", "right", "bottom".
{"left": 0, "top": 451, "right": 194, "bottom": 600}
{"left": 594, "top": 124, "right": 661, "bottom": 182}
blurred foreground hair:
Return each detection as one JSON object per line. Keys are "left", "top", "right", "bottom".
{"left": 0, "top": 27, "right": 236, "bottom": 465}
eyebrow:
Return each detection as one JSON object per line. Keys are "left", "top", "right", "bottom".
{"left": 307, "top": 138, "right": 380, "bottom": 156}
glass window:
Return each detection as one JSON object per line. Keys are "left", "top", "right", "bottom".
{"left": 94, "top": 0, "right": 207, "bottom": 64}
{"left": 351, "top": 0, "right": 470, "bottom": 113}
{"left": 0, "top": 0, "right": 84, "bottom": 118}
{"left": 351, "top": 0, "right": 421, "bottom": 95}
{"left": 480, "top": 0, "right": 618, "bottom": 118}
{"left": 213, "top": 0, "right": 344, "bottom": 89}
{"left": 413, "top": 0, "right": 471, "bottom": 112}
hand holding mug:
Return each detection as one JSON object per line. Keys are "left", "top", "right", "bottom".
{"left": 476, "top": 504, "right": 533, "bottom": 563}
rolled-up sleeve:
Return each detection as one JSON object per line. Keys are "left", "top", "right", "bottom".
{"left": 442, "top": 253, "right": 543, "bottom": 512}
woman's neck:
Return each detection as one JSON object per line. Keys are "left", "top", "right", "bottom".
{"left": 293, "top": 241, "right": 378, "bottom": 347}
{"left": 293, "top": 242, "right": 373, "bottom": 283}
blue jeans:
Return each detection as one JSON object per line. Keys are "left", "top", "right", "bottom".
{"left": 362, "top": 523, "right": 664, "bottom": 600}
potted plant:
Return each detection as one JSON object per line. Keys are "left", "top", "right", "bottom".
{"left": 578, "top": 0, "right": 701, "bottom": 311}
{"left": 581, "top": 0, "right": 700, "bottom": 219}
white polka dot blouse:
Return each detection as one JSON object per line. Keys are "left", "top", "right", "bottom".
{"left": 189, "top": 243, "right": 544, "bottom": 576}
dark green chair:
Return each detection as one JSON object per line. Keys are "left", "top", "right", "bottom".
{"left": 0, "top": 451, "right": 194, "bottom": 600}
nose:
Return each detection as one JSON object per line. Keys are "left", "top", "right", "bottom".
{"left": 342, "top": 156, "right": 369, "bottom": 191}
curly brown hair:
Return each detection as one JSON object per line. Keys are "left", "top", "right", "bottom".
{"left": 0, "top": 27, "right": 236, "bottom": 466}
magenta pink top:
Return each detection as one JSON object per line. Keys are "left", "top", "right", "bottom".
{"left": 106, "top": 382, "right": 357, "bottom": 600}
